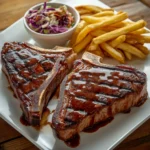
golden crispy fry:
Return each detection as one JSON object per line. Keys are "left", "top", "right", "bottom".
{"left": 98, "top": 46, "right": 105, "bottom": 57}
{"left": 81, "top": 16, "right": 109, "bottom": 24}
{"left": 82, "top": 5, "right": 102, "bottom": 13}
{"left": 90, "top": 30, "right": 106, "bottom": 37}
{"left": 78, "top": 9, "right": 92, "bottom": 15}
{"left": 93, "top": 20, "right": 146, "bottom": 45}
{"left": 88, "top": 41, "right": 98, "bottom": 51}
{"left": 93, "top": 11, "right": 114, "bottom": 17}
{"left": 125, "top": 38, "right": 138, "bottom": 44}
{"left": 70, "top": 20, "right": 87, "bottom": 46}
{"left": 76, "top": 5, "right": 113, "bottom": 13}
{"left": 74, "top": 5, "right": 149, "bottom": 62}
{"left": 73, "top": 34, "right": 92, "bottom": 53}
{"left": 131, "top": 28, "right": 150, "bottom": 34}
{"left": 75, "top": 26, "right": 92, "bottom": 45}
{"left": 134, "top": 44, "right": 149, "bottom": 55}
{"left": 117, "top": 49, "right": 125, "bottom": 61}
{"left": 100, "top": 43, "right": 125, "bottom": 63}
{"left": 117, "top": 43, "right": 146, "bottom": 59}
{"left": 124, "top": 51, "right": 132, "bottom": 60}
{"left": 109, "top": 35, "right": 126, "bottom": 48}
{"left": 80, "top": 13, "right": 94, "bottom": 19}
{"left": 142, "top": 35, "right": 150, "bottom": 43}
{"left": 110, "top": 21, "right": 131, "bottom": 28}
{"left": 76, "top": 5, "right": 102, "bottom": 13}
{"left": 90, "top": 46, "right": 104, "bottom": 58}
{"left": 101, "top": 8, "right": 114, "bottom": 12}
{"left": 103, "top": 26, "right": 119, "bottom": 31}
{"left": 126, "top": 35, "right": 145, "bottom": 44}
{"left": 100, "top": 26, "right": 118, "bottom": 32}
{"left": 76, "top": 12, "right": 128, "bottom": 45}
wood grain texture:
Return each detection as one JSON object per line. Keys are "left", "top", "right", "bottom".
{"left": 115, "top": 135, "right": 150, "bottom": 150}
{"left": 0, "top": 0, "right": 44, "bottom": 31}
{"left": 114, "top": 1, "right": 150, "bottom": 28}
{"left": 0, "top": 137, "right": 38, "bottom": 150}
{"left": 115, "top": 119, "right": 150, "bottom": 150}
{"left": 141, "top": 0, "right": 150, "bottom": 7}
{"left": 100, "top": 0, "right": 137, "bottom": 7}
{"left": 0, "top": 118, "right": 21, "bottom": 143}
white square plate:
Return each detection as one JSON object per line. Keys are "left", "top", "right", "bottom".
{"left": 0, "top": 0, "right": 150, "bottom": 150}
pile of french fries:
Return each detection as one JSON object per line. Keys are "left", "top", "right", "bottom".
{"left": 69, "top": 5, "right": 150, "bottom": 63}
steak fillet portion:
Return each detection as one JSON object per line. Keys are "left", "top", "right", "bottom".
{"left": 1, "top": 42, "right": 76, "bottom": 126}
{"left": 52, "top": 52, "right": 148, "bottom": 141}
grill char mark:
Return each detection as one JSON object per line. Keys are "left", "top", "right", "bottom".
{"left": 3, "top": 43, "right": 62, "bottom": 94}
{"left": 2, "top": 42, "right": 74, "bottom": 126}
{"left": 71, "top": 73, "right": 141, "bottom": 92}
{"left": 72, "top": 81, "right": 132, "bottom": 97}
{"left": 67, "top": 97, "right": 106, "bottom": 113}
{"left": 63, "top": 62, "right": 144, "bottom": 127}
{"left": 51, "top": 52, "right": 147, "bottom": 142}
{"left": 78, "top": 67, "right": 144, "bottom": 84}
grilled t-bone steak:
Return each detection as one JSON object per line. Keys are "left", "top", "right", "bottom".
{"left": 1, "top": 42, "right": 76, "bottom": 126}
{"left": 52, "top": 52, "right": 148, "bottom": 141}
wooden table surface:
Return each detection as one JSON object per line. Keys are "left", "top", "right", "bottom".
{"left": 0, "top": 0, "right": 150, "bottom": 150}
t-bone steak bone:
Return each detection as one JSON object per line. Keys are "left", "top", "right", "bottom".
{"left": 52, "top": 52, "right": 148, "bottom": 141}
{"left": 1, "top": 42, "right": 76, "bottom": 126}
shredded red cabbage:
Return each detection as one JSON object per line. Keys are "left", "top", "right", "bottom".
{"left": 25, "top": 2, "right": 74, "bottom": 34}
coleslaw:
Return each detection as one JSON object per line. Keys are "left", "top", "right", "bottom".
{"left": 25, "top": 2, "right": 75, "bottom": 34}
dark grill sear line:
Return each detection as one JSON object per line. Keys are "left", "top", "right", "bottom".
{"left": 1, "top": 42, "right": 75, "bottom": 126}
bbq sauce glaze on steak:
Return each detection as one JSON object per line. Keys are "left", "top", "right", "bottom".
{"left": 1, "top": 42, "right": 76, "bottom": 126}
{"left": 52, "top": 52, "right": 148, "bottom": 141}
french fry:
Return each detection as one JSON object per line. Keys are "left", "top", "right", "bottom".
{"left": 117, "top": 49, "right": 125, "bottom": 61}
{"left": 88, "top": 41, "right": 98, "bottom": 51}
{"left": 80, "top": 13, "right": 94, "bottom": 19}
{"left": 100, "top": 43, "right": 125, "bottom": 63}
{"left": 126, "top": 35, "right": 145, "bottom": 44}
{"left": 90, "top": 29, "right": 106, "bottom": 37}
{"left": 134, "top": 44, "right": 149, "bottom": 55}
{"left": 131, "top": 28, "right": 150, "bottom": 34}
{"left": 73, "top": 34, "right": 92, "bottom": 53}
{"left": 109, "top": 35, "right": 126, "bottom": 48}
{"left": 93, "top": 11, "right": 114, "bottom": 17}
{"left": 76, "top": 12, "right": 128, "bottom": 45}
{"left": 93, "top": 20, "right": 146, "bottom": 45}
{"left": 76, "top": 5, "right": 113, "bottom": 12}
{"left": 76, "top": 5, "right": 101, "bottom": 13}
{"left": 91, "top": 46, "right": 104, "bottom": 58}
{"left": 100, "top": 26, "right": 118, "bottom": 32}
{"left": 124, "top": 51, "right": 132, "bottom": 60}
{"left": 69, "top": 20, "right": 87, "bottom": 46}
{"left": 110, "top": 21, "right": 131, "bottom": 28}
{"left": 117, "top": 43, "right": 146, "bottom": 59}
{"left": 101, "top": 8, "right": 114, "bottom": 12}
{"left": 125, "top": 38, "right": 138, "bottom": 44}
{"left": 83, "top": 5, "right": 103, "bottom": 13}
{"left": 76, "top": 5, "right": 106, "bottom": 13}
{"left": 75, "top": 26, "right": 92, "bottom": 45}
{"left": 82, "top": 16, "right": 109, "bottom": 24}
{"left": 142, "top": 35, "right": 150, "bottom": 43}
{"left": 77, "top": 9, "right": 92, "bottom": 15}
{"left": 74, "top": 5, "right": 149, "bottom": 62}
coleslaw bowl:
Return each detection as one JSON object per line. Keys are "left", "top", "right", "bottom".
{"left": 23, "top": 2, "right": 80, "bottom": 48}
